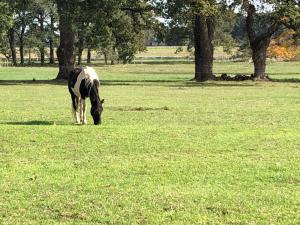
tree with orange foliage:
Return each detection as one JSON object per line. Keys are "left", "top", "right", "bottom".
{"left": 231, "top": 0, "right": 300, "bottom": 80}
{"left": 268, "top": 30, "right": 300, "bottom": 60}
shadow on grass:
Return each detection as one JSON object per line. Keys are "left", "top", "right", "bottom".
{"left": 0, "top": 77, "right": 299, "bottom": 87}
{"left": 0, "top": 79, "right": 181, "bottom": 86}
{"left": 3, "top": 120, "right": 55, "bottom": 126}
{"left": 108, "top": 106, "right": 170, "bottom": 111}
{"left": 79, "top": 60, "right": 194, "bottom": 67}
{"left": 0, "top": 80, "right": 67, "bottom": 86}
{"left": 271, "top": 78, "right": 300, "bottom": 83}
{"left": 103, "top": 80, "right": 257, "bottom": 87}
{"left": 131, "top": 60, "right": 194, "bottom": 65}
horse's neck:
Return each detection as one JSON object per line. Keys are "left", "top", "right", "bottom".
{"left": 89, "top": 84, "right": 100, "bottom": 102}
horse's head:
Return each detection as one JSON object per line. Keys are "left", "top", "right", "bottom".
{"left": 91, "top": 99, "right": 104, "bottom": 125}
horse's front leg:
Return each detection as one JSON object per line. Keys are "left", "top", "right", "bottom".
{"left": 82, "top": 99, "right": 87, "bottom": 124}
{"left": 79, "top": 98, "right": 87, "bottom": 125}
{"left": 79, "top": 98, "right": 83, "bottom": 124}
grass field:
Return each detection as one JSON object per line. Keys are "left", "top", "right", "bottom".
{"left": 0, "top": 61, "right": 300, "bottom": 81}
{"left": 136, "top": 46, "right": 234, "bottom": 60}
{"left": 0, "top": 62, "right": 299, "bottom": 224}
{"left": 0, "top": 46, "right": 231, "bottom": 61}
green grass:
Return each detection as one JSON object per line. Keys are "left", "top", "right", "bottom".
{"left": 0, "top": 46, "right": 226, "bottom": 60}
{"left": 0, "top": 62, "right": 299, "bottom": 224}
{"left": 136, "top": 46, "right": 234, "bottom": 59}
{"left": 1, "top": 61, "right": 299, "bottom": 81}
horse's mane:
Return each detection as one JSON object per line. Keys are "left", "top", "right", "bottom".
{"left": 82, "top": 66, "right": 99, "bottom": 88}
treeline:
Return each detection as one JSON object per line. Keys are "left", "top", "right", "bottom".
{"left": 1, "top": 0, "right": 58, "bottom": 65}
{"left": 0, "top": 0, "right": 154, "bottom": 78}
{"left": 0, "top": 0, "right": 299, "bottom": 81}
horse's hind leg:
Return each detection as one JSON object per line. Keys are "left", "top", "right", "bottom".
{"left": 71, "top": 94, "right": 80, "bottom": 124}
{"left": 81, "top": 99, "right": 87, "bottom": 124}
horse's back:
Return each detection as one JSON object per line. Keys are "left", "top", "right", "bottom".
{"left": 84, "top": 66, "right": 99, "bottom": 83}
{"left": 68, "top": 67, "right": 100, "bottom": 99}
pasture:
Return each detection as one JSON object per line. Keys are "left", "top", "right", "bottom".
{"left": 0, "top": 62, "right": 299, "bottom": 224}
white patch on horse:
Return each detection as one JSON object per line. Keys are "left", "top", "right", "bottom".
{"left": 84, "top": 66, "right": 99, "bottom": 84}
{"left": 71, "top": 66, "right": 99, "bottom": 98}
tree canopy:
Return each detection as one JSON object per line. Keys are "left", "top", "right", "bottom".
{"left": 0, "top": 0, "right": 299, "bottom": 80}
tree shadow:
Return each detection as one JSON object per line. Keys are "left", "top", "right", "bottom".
{"left": 0, "top": 79, "right": 185, "bottom": 86}
{"left": 123, "top": 71, "right": 192, "bottom": 75}
{"left": 0, "top": 76, "right": 299, "bottom": 88}
{"left": 176, "top": 82, "right": 256, "bottom": 88}
{"left": 0, "top": 80, "right": 67, "bottom": 86}
{"left": 131, "top": 60, "right": 194, "bottom": 65}
{"left": 0, "top": 79, "right": 259, "bottom": 87}
{"left": 102, "top": 80, "right": 184, "bottom": 85}
{"left": 3, "top": 120, "right": 54, "bottom": 126}
{"left": 271, "top": 78, "right": 300, "bottom": 83}
{"left": 101, "top": 80, "right": 258, "bottom": 87}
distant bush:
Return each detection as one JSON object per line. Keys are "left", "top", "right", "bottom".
{"left": 267, "top": 30, "right": 300, "bottom": 61}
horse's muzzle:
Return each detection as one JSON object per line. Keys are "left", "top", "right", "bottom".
{"left": 94, "top": 120, "right": 101, "bottom": 125}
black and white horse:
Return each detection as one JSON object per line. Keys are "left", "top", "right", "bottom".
{"left": 68, "top": 66, "right": 104, "bottom": 125}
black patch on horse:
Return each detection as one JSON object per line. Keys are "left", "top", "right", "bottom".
{"left": 68, "top": 67, "right": 83, "bottom": 89}
{"left": 79, "top": 79, "right": 92, "bottom": 99}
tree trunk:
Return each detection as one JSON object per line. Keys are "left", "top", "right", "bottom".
{"left": 194, "top": 15, "right": 214, "bottom": 82}
{"left": 87, "top": 48, "right": 91, "bottom": 64}
{"left": 18, "top": 18, "right": 26, "bottom": 66}
{"left": 251, "top": 39, "right": 271, "bottom": 79}
{"left": 8, "top": 1, "right": 17, "bottom": 66}
{"left": 77, "top": 36, "right": 84, "bottom": 65}
{"left": 56, "top": 46, "right": 65, "bottom": 77}
{"left": 49, "top": 39, "right": 54, "bottom": 64}
{"left": 111, "top": 46, "right": 116, "bottom": 65}
{"left": 8, "top": 28, "right": 17, "bottom": 66}
{"left": 40, "top": 47, "right": 45, "bottom": 66}
{"left": 246, "top": 4, "right": 278, "bottom": 80}
{"left": 29, "top": 46, "right": 31, "bottom": 64}
{"left": 78, "top": 48, "right": 83, "bottom": 65}
{"left": 19, "top": 39, "right": 24, "bottom": 65}
{"left": 39, "top": 14, "right": 45, "bottom": 66}
{"left": 104, "top": 53, "right": 108, "bottom": 65}
{"left": 56, "top": 1, "right": 75, "bottom": 79}
{"left": 49, "top": 14, "right": 55, "bottom": 64}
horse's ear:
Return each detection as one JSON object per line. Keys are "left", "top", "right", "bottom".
{"left": 101, "top": 99, "right": 105, "bottom": 104}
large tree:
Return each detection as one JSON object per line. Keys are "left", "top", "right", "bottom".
{"left": 246, "top": 3, "right": 280, "bottom": 80}
{"left": 233, "top": 0, "right": 299, "bottom": 80}
{"left": 55, "top": 0, "right": 78, "bottom": 79}
{"left": 92, "top": 0, "right": 153, "bottom": 64}
{"left": 158, "top": 0, "right": 219, "bottom": 82}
